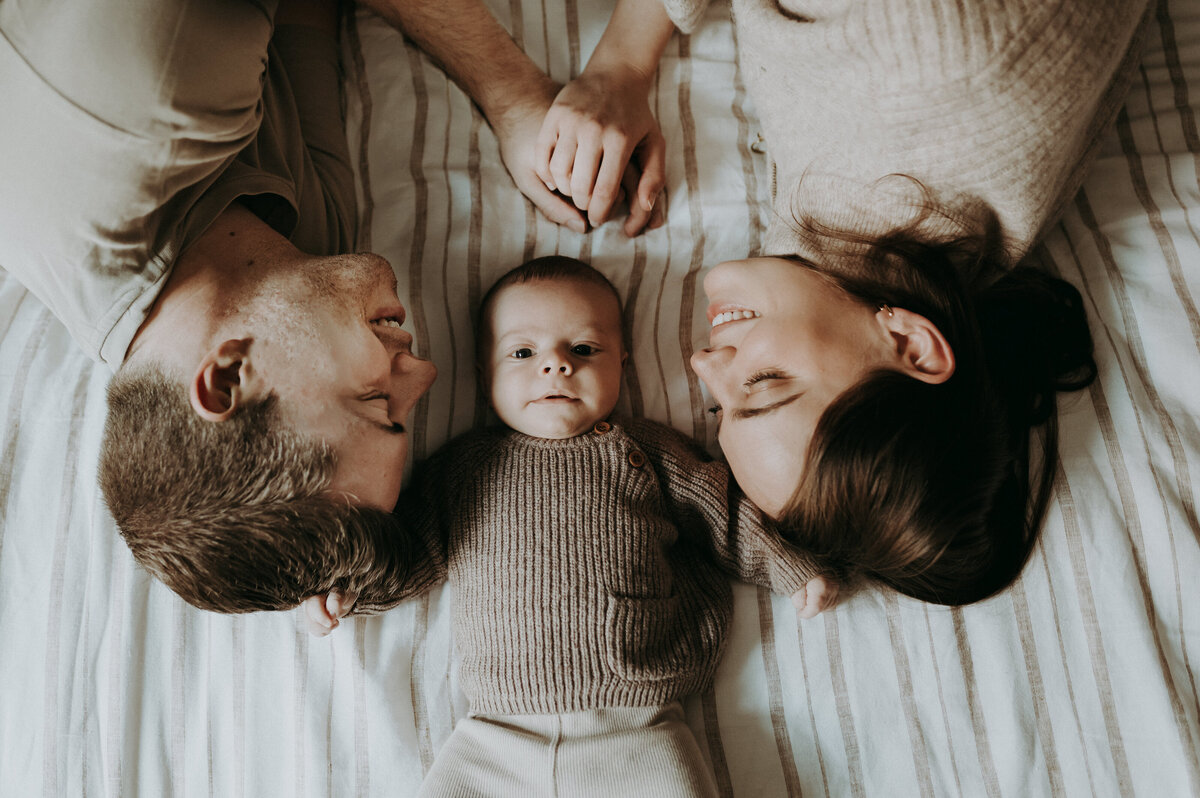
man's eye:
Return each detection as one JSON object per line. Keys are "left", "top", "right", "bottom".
{"left": 570, "top": 344, "right": 596, "bottom": 356}
{"left": 511, "top": 348, "right": 533, "bottom": 359}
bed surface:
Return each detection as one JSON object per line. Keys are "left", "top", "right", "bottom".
{"left": 1, "top": 0, "right": 1198, "bottom": 795}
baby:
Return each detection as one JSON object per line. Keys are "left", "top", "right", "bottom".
{"left": 307, "top": 256, "right": 834, "bottom": 797}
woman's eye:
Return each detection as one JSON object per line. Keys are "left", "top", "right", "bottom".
{"left": 744, "top": 369, "right": 785, "bottom": 388}
{"left": 570, "top": 344, "right": 596, "bottom": 356}
{"left": 511, "top": 348, "right": 533, "bottom": 359}
{"left": 707, "top": 404, "right": 722, "bottom": 416}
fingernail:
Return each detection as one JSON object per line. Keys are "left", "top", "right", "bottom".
{"left": 570, "top": 219, "right": 587, "bottom": 234}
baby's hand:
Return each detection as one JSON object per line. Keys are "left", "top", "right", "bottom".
{"left": 301, "top": 589, "right": 358, "bottom": 637}
{"left": 791, "top": 575, "right": 839, "bottom": 619}
{"left": 534, "top": 66, "right": 666, "bottom": 236}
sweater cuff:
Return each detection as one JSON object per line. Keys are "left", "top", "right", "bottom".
{"left": 658, "top": 0, "right": 708, "bottom": 34}
{"left": 766, "top": 537, "right": 822, "bottom": 597}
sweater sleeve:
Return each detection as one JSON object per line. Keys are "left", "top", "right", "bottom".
{"left": 628, "top": 419, "right": 824, "bottom": 596}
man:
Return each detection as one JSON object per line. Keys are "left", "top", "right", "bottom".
{"left": 0, "top": 0, "right": 662, "bottom": 613}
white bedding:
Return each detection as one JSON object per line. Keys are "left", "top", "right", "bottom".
{"left": 1, "top": 0, "right": 1198, "bottom": 795}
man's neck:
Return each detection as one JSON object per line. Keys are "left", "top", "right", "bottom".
{"left": 124, "top": 203, "right": 290, "bottom": 365}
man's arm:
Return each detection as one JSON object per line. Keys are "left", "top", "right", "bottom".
{"left": 358, "top": 0, "right": 589, "bottom": 232}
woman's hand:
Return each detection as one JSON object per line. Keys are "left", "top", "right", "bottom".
{"left": 534, "top": 66, "right": 666, "bottom": 236}
{"left": 792, "top": 575, "right": 839, "bottom": 619}
{"left": 301, "top": 589, "right": 359, "bottom": 637}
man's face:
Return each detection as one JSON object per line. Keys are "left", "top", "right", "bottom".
{"left": 248, "top": 253, "right": 437, "bottom": 510}
{"left": 482, "top": 279, "right": 625, "bottom": 439}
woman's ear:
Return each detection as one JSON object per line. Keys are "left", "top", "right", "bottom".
{"left": 189, "top": 338, "right": 267, "bottom": 422}
{"left": 878, "top": 307, "right": 955, "bottom": 384}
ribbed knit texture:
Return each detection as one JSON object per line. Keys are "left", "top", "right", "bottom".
{"left": 396, "top": 418, "right": 819, "bottom": 715}
{"left": 663, "top": 0, "right": 1152, "bottom": 257}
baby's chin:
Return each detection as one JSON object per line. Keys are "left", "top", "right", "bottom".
{"left": 499, "top": 403, "right": 613, "bottom": 440}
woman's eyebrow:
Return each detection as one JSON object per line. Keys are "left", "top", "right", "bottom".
{"left": 731, "top": 392, "right": 804, "bottom": 421}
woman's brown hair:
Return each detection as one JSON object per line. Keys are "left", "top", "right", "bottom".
{"left": 775, "top": 194, "right": 1096, "bottom": 604}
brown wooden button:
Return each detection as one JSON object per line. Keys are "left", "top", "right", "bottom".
{"left": 628, "top": 450, "right": 646, "bottom": 468}
{"left": 593, "top": 421, "right": 612, "bottom": 434}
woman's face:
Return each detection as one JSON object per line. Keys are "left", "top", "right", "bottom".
{"left": 690, "top": 257, "right": 898, "bottom": 518}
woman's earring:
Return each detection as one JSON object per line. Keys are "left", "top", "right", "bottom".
{"left": 879, "top": 304, "right": 894, "bottom": 318}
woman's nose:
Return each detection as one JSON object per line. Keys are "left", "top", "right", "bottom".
{"left": 689, "top": 345, "right": 730, "bottom": 382}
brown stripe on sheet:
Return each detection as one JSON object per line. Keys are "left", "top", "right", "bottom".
{"left": 823, "top": 610, "right": 865, "bottom": 798}
{"left": 1059, "top": 217, "right": 1200, "bottom": 785}
{"left": 293, "top": 628, "right": 308, "bottom": 798}
{"left": 404, "top": 42, "right": 434, "bottom": 461}
{"left": 652, "top": 242, "right": 677, "bottom": 430}
{"left": 172, "top": 602, "right": 189, "bottom": 798}
{"left": 411, "top": 593, "right": 435, "bottom": 771}
{"left": 755, "top": 588, "right": 803, "bottom": 794}
{"left": 345, "top": 5, "right": 375, "bottom": 252}
{"left": 728, "top": 17, "right": 764, "bottom": 255}
{"left": 326, "top": 642, "right": 337, "bottom": 796}
{"left": 1074, "top": 190, "right": 1200, "bottom": 738}
{"left": 437, "top": 83, "right": 462, "bottom": 443}
{"left": 565, "top": 0, "right": 580, "bottom": 77}
{"left": 1076, "top": 186, "right": 1200, "bottom": 553}
{"left": 469, "top": 106, "right": 489, "bottom": 429}
{"left": 699, "top": 688, "right": 734, "bottom": 797}
{"left": 0, "top": 304, "right": 49, "bottom": 556}
{"left": 1115, "top": 107, "right": 1200, "bottom": 355}
{"left": 510, "top": 0, "right": 542, "bottom": 266}
{"left": 106, "top": 537, "right": 127, "bottom": 796}
{"left": 674, "top": 34, "right": 711, "bottom": 441}
{"left": 1048, "top": 464, "right": 1136, "bottom": 793}
{"left": 881, "top": 594, "right": 935, "bottom": 796}
{"left": 39, "top": 368, "right": 90, "bottom": 798}
{"left": 1033, "top": 536, "right": 1101, "bottom": 795}
{"left": 354, "top": 621, "right": 371, "bottom": 796}
{"left": 950, "top": 608, "right": 1001, "bottom": 798}
{"left": 1136, "top": 63, "right": 1200, "bottom": 253}
{"left": 795, "top": 618, "right": 832, "bottom": 796}
{"left": 1155, "top": 0, "right": 1200, "bottom": 155}
{"left": 621, "top": 234, "right": 649, "bottom": 417}
{"left": 921, "top": 605, "right": 965, "bottom": 797}
{"left": 231, "top": 616, "right": 246, "bottom": 798}
{"left": 1008, "top": 580, "right": 1065, "bottom": 795}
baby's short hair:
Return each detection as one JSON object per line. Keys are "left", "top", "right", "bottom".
{"left": 477, "top": 256, "right": 624, "bottom": 359}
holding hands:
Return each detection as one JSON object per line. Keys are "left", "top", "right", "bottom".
{"left": 534, "top": 61, "right": 667, "bottom": 236}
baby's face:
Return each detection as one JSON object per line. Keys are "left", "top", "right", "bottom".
{"left": 483, "top": 278, "right": 625, "bottom": 439}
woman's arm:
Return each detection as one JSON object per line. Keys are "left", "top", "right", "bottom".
{"left": 534, "top": 0, "right": 676, "bottom": 236}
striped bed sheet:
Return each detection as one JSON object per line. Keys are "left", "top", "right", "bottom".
{"left": 0, "top": 0, "right": 1197, "bottom": 795}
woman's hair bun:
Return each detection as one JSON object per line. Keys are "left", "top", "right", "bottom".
{"left": 976, "top": 267, "right": 1097, "bottom": 427}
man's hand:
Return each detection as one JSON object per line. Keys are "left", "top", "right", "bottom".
{"left": 534, "top": 66, "right": 666, "bottom": 236}
{"left": 490, "top": 79, "right": 590, "bottom": 234}
{"left": 791, "top": 575, "right": 839, "bottom": 619}
{"left": 301, "top": 589, "right": 359, "bottom": 637}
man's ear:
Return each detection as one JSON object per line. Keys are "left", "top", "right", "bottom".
{"left": 879, "top": 307, "right": 955, "bottom": 384}
{"left": 189, "top": 338, "right": 267, "bottom": 422}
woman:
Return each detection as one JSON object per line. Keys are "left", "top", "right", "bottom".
{"left": 536, "top": 0, "right": 1150, "bottom": 603}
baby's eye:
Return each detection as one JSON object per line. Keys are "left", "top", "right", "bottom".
{"left": 510, "top": 347, "right": 534, "bottom": 359}
{"left": 570, "top": 344, "right": 596, "bottom": 356}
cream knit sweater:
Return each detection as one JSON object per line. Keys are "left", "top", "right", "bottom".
{"left": 391, "top": 418, "right": 819, "bottom": 715}
{"left": 664, "top": 0, "right": 1152, "bottom": 258}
